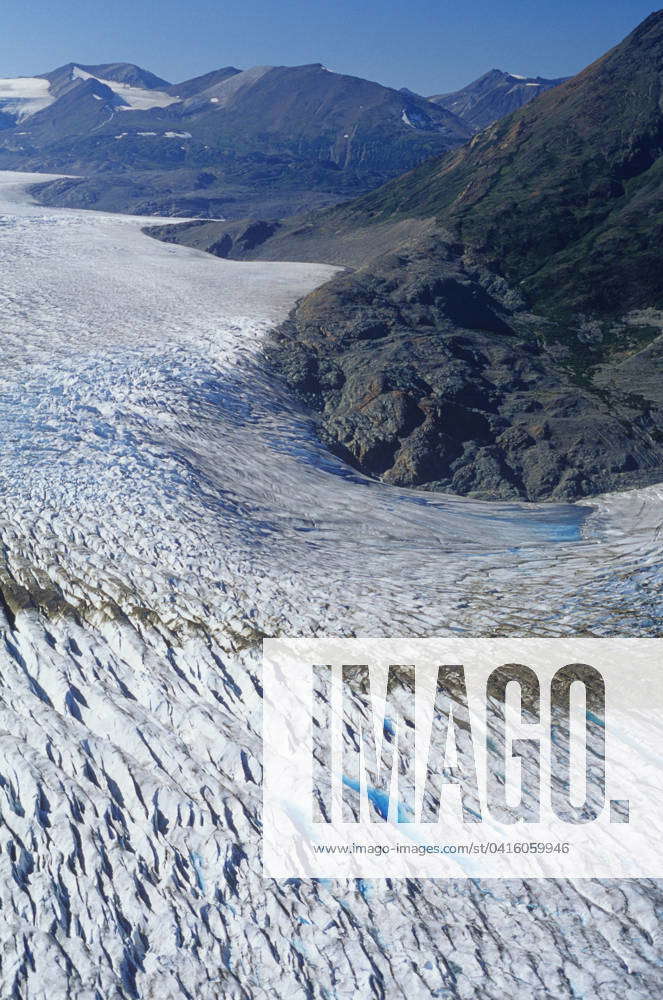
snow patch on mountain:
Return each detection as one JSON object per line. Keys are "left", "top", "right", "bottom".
{"left": 72, "top": 66, "right": 180, "bottom": 110}
{"left": 0, "top": 77, "right": 54, "bottom": 121}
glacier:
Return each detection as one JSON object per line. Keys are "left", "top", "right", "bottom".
{"left": 0, "top": 79, "right": 54, "bottom": 122}
{"left": 0, "top": 171, "right": 661, "bottom": 997}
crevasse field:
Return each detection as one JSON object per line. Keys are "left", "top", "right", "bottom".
{"left": 0, "top": 171, "right": 661, "bottom": 998}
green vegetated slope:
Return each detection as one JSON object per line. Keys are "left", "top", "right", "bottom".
{"left": 354, "top": 11, "right": 663, "bottom": 318}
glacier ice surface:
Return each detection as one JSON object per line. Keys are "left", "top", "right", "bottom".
{"left": 0, "top": 172, "right": 660, "bottom": 998}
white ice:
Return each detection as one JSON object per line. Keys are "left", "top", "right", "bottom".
{"left": 0, "top": 171, "right": 660, "bottom": 998}
{"left": 0, "top": 76, "right": 54, "bottom": 120}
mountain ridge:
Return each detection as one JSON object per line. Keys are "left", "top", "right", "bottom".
{"left": 0, "top": 59, "right": 472, "bottom": 217}
{"left": 428, "top": 68, "right": 568, "bottom": 129}
{"left": 0, "top": 55, "right": 567, "bottom": 221}
{"left": 40, "top": 61, "right": 173, "bottom": 93}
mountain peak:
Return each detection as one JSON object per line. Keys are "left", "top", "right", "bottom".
{"left": 428, "top": 67, "right": 567, "bottom": 129}
{"left": 168, "top": 66, "right": 241, "bottom": 99}
{"left": 76, "top": 62, "right": 171, "bottom": 89}
{"left": 42, "top": 61, "right": 170, "bottom": 89}
{"left": 631, "top": 7, "right": 663, "bottom": 35}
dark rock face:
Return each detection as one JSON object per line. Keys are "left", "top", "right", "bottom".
{"left": 209, "top": 220, "right": 281, "bottom": 256}
{"left": 269, "top": 242, "right": 663, "bottom": 501}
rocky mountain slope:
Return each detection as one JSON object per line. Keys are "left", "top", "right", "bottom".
{"left": 154, "top": 11, "right": 663, "bottom": 501}
{"left": 0, "top": 60, "right": 471, "bottom": 217}
{"left": 428, "top": 69, "right": 568, "bottom": 129}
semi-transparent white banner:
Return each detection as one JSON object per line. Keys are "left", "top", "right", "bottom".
{"left": 263, "top": 638, "right": 663, "bottom": 878}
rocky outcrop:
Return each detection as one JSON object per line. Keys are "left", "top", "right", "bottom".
{"left": 269, "top": 239, "right": 663, "bottom": 500}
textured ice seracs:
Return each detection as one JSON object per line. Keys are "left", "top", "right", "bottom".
{"left": 0, "top": 172, "right": 661, "bottom": 998}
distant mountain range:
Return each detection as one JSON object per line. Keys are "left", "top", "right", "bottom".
{"left": 0, "top": 58, "right": 564, "bottom": 218}
{"left": 428, "top": 69, "right": 568, "bottom": 130}
{"left": 156, "top": 12, "right": 663, "bottom": 502}
{"left": 0, "top": 60, "right": 472, "bottom": 217}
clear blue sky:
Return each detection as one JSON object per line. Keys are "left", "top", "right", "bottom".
{"left": 0, "top": 1, "right": 657, "bottom": 95}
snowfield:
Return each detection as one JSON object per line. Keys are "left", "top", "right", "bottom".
{"left": 0, "top": 171, "right": 661, "bottom": 998}
{"left": 0, "top": 77, "right": 54, "bottom": 120}
{"left": 71, "top": 67, "right": 180, "bottom": 110}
